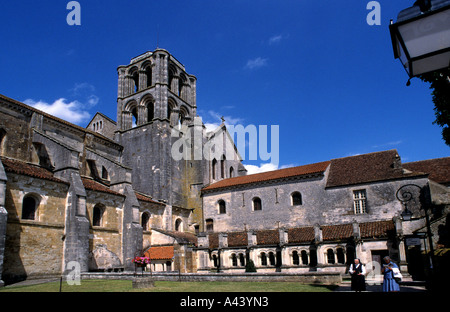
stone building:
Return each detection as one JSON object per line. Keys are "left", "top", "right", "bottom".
{"left": 0, "top": 48, "right": 448, "bottom": 286}
{"left": 199, "top": 150, "right": 450, "bottom": 279}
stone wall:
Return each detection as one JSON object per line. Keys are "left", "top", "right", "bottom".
{"left": 2, "top": 174, "right": 68, "bottom": 282}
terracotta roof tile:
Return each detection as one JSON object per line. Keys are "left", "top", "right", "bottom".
{"left": 144, "top": 246, "right": 174, "bottom": 260}
{"left": 1, "top": 157, "right": 69, "bottom": 184}
{"left": 228, "top": 232, "right": 248, "bottom": 247}
{"left": 81, "top": 177, "right": 125, "bottom": 197}
{"left": 202, "top": 161, "right": 330, "bottom": 192}
{"left": 403, "top": 157, "right": 450, "bottom": 186}
{"left": 256, "top": 229, "right": 279, "bottom": 245}
{"left": 287, "top": 227, "right": 315, "bottom": 243}
{"left": 322, "top": 224, "right": 353, "bottom": 241}
{"left": 360, "top": 220, "right": 395, "bottom": 239}
{"left": 326, "top": 150, "right": 426, "bottom": 188}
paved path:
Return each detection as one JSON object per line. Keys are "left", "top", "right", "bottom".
{"left": 334, "top": 281, "right": 427, "bottom": 292}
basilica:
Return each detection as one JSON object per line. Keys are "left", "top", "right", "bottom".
{"left": 0, "top": 49, "right": 449, "bottom": 286}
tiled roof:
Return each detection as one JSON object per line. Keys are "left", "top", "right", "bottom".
{"left": 0, "top": 157, "right": 69, "bottom": 184}
{"left": 203, "top": 220, "right": 396, "bottom": 248}
{"left": 81, "top": 177, "right": 125, "bottom": 197}
{"left": 360, "top": 220, "right": 395, "bottom": 239}
{"left": 403, "top": 157, "right": 450, "bottom": 186}
{"left": 287, "top": 227, "right": 315, "bottom": 243}
{"left": 144, "top": 246, "right": 174, "bottom": 260}
{"left": 256, "top": 229, "right": 279, "bottom": 245}
{"left": 202, "top": 161, "right": 330, "bottom": 192}
{"left": 228, "top": 231, "right": 248, "bottom": 247}
{"left": 326, "top": 150, "right": 426, "bottom": 188}
{"left": 322, "top": 224, "right": 353, "bottom": 241}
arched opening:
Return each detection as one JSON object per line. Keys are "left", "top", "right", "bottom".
{"left": 175, "top": 218, "right": 183, "bottom": 232}
{"left": 93, "top": 204, "right": 105, "bottom": 227}
{"left": 141, "top": 212, "right": 150, "bottom": 231}
{"left": 253, "top": 197, "right": 262, "bottom": 211}
{"left": 292, "top": 251, "right": 300, "bottom": 265}
{"left": 268, "top": 252, "right": 276, "bottom": 266}
{"left": 132, "top": 71, "right": 139, "bottom": 93}
{"left": 327, "top": 249, "right": 335, "bottom": 264}
{"left": 22, "top": 194, "right": 39, "bottom": 220}
{"left": 231, "top": 254, "right": 238, "bottom": 267}
{"left": 218, "top": 200, "right": 226, "bottom": 214}
{"left": 260, "top": 252, "right": 267, "bottom": 266}
{"left": 147, "top": 101, "right": 154, "bottom": 122}
{"left": 301, "top": 250, "right": 309, "bottom": 265}
{"left": 229, "top": 166, "right": 234, "bottom": 178}
{"left": 211, "top": 158, "right": 217, "bottom": 180}
{"left": 145, "top": 66, "right": 152, "bottom": 88}
{"left": 337, "top": 248, "right": 346, "bottom": 264}
{"left": 131, "top": 107, "right": 138, "bottom": 128}
{"left": 239, "top": 253, "right": 245, "bottom": 266}
{"left": 291, "top": 192, "right": 302, "bottom": 206}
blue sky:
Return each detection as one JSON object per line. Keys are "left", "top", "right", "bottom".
{"left": 0, "top": 0, "right": 448, "bottom": 173}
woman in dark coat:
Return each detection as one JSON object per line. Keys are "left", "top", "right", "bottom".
{"left": 349, "top": 258, "right": 366, "bottom": 291}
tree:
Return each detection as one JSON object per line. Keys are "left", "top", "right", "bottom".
{"left": 419, "top": 69, "right": 450, "bottom": 146}
{"left": 245, "top": 259, "right": 257, "bottom": 273}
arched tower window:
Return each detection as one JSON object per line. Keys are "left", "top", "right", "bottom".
{"left": 220, "top": 155, "right": 226, "bottom": 179}
{"left": 212, "top": 158, "right": 217, "bottom": 180}
{"left": 93, "top": 204, "right": 105, "bottom": 227}
{"left": 146, "top": 101, "right": 154, "bottom": 122}
{"left": 145, "top": 66, "right": 152, "bottom": 88}
{"left": 132, "top": 72, "right": 139, "bottom": 93}
{"left": 22, "top": 194, "right": 39, "bottom": 220}
{"left": 179, "top": 73, "right": 187, "bottom": 98}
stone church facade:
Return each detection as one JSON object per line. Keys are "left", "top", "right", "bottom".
{"left": 0, "top": 49, "right": 449, "bottom": 286}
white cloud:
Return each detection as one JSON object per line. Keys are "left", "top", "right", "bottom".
{"left": 245, "top": 57, "right": 268, "bottom": 70}
{"left": 24, "top": 98, "right": 91, "bottom": 125}
{"left": 269, "top": 35, "right": 283, "bottom": 45}
{"left": 244, "top": 162, "right": 279, "bottom": 175}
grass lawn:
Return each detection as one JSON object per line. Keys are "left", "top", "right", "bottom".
{"left": 0, "top": 279, "right": 337, "bottom": 292}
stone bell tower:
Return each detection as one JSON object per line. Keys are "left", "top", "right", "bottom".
{"left": 115, "top": 49, "right": 198, "bottom": 205}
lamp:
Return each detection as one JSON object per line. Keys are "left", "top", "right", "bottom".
{"left": 389, "top": 0, "right": 450, "bottom": 79}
